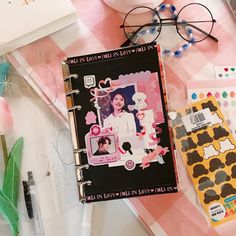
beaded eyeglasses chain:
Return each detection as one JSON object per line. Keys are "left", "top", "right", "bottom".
{"left": 133, "top": 3, "right": 196, "bottom": 58}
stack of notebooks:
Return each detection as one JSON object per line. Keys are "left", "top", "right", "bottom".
{"left": 0, "top": 0, "right": 77, "bottom": 55}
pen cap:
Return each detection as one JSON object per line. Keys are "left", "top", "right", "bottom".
{"left": 28, "top": 171, "right": 35, "bottom": 186}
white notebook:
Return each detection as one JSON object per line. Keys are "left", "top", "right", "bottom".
{"left": 0, "top": 0, "right": 77, "bottom": 55}
{"left": 226, "top": 0, "right": 236, "bottom": 18}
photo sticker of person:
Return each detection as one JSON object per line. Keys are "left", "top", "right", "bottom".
{"left": 91, "top": 135, "right": 116, "bottom": 156}
{"left": 98, "top": 84, "right": 141, "bottom": 138}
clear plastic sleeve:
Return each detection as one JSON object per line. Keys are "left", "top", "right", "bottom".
{"left": 0, "top": 55, "right": 84, "bottom": 236}
{"left": 169, "top": 96, "right": 236, "bottom": 226}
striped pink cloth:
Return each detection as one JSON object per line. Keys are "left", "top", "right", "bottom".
{"left": 8, "top": 0, "right": 236, "bottom": 235}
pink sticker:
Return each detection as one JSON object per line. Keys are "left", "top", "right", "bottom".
{"left": 199, "top": 93, "right": 205, "bottom": 99}
{"left": 85, "top": 111, "right": 97, "bottom": 125}
{"left": 214, "top": 92, "right": 220, "bottom": 99}
{"left": 207, "top": 92, "right": 212, "bottom": 97}
{"left": 116, "top": 72, "right": 164, "bottom": 124}
{"left": 227, "top": 119, "right": 231, "bottom": 126}
{"left": 140, "top": 145, "right": 169, "bottom": 169}
{"left": 136, "top": 112, "right": 145, "bottom": 120}
{"left": 223, "top": 101, "right": 229, "bottom": 107}
{"left": 230, "top": 91, "right": 236, "bottom": 97}
{"left": 90, "top": 125, "right": 101, "bottom": 135}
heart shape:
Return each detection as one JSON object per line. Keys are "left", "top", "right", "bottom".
{"left": 224, "top": 68, "right": 229, "bottom": 72}
{"left": 90, "top": 88, "right": 97, "bottom": 97}
{"left": 99, "top": 77, "right": 112, "bottom": 89}
{"left": 207, "top": 92, "right": 212, "bottom": 97}
{"left": 128, "top": 104, "right": 134, "bottom": 111}
{"left": 231, "top": 68, "right": 235, "bottom": 72}
{"left": 136, "top": 112, "right": 145, "bottom": 120}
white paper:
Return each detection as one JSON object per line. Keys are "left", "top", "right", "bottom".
{"left": 0, "top": 0, "right": 77, "bottom": 54}
{"left": 182, "top": 108, "right": 214, "bottom": 132}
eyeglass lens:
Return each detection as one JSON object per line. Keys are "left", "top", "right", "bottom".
{"left": 122, "top": 6, "right": 161, "bottom": 45}
{"left": 122, "top": 3, "right": 215, "bottom": 45}
{"left": 176, "top": 3, "right": 214, "bottom": 42}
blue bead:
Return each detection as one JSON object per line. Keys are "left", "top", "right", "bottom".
{"left": 171, "top": 14, "right": 177, "bottom": 19}
{"left": 174, "top": 50, "right": 182, "bottom": 57}
{"left": 163, "top": 49, "right": 171, "bottom": 55}
{"left": 182, "top": 44, "right": 189, "bottom": 50}
{"left": 170, "top": 5, "right": 176, "bottom": 12}
{"left": 190, "top": 38, "right": 196, "bottom": 45}
{"left": 160, "top": 4, "right": 166, "bottom": 11}
{"left": 150, "top": 27, "right": 157, "bottom": 34}
{"left": 139, "top": 30, "right": 146, "bottom": 35}
{"left": 187, "top": 28, "right": 193, "bottom": 35}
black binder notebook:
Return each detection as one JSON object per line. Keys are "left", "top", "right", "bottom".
{"left": 62, "top": 42, "right": 178, "bottom": 203}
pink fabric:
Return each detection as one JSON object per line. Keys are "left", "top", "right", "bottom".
{"left": 7, "top": 0, "right": 236, "bottom": 234}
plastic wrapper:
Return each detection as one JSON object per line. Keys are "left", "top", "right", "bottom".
{"left": 0, "top": 56, "right": 84, "bottom": 236}
{"left": 169, "top": 96, "right": 236, "bottom": 226}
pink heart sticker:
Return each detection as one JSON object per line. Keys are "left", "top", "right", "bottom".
{"left": 136, "top": 112, "right": 145, "bottom": 120}
{"left": 128, "top": 104, "right": 134, "bottom": 111}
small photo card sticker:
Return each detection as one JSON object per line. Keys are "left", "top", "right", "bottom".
{"left": 182, "top": 108, "right": 214, "bottom": 132}
{"left": 84, "top": 75, "right": 96, "bottom": 88}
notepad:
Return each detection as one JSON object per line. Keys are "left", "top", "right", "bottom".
{"left": 61, "top": 43, "right": 178, "bottom": 203}
{"left": 0, "top": 0, "right": 77, "bottom": 55}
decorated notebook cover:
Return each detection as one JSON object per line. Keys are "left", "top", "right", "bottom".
{"left": 62, "top": 42, "right": 178, "bottom": 203}
{"left": 171, "top": 96, "right": 236, "bottom": 226}
{"left": 187, "top": 79, "right": 236, "bottom": 139}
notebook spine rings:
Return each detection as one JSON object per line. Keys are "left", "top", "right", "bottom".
{"left": 76, "top": 161, "right": 90, "bottom": 202}
{"left": 65, "top": 74, "right": 82, "bottom": 112}
{"left": 64, "top": 73, "right": 78, "bottom": 81}
{"left": 64, "top": 72, "right": 91, "bottom": 202}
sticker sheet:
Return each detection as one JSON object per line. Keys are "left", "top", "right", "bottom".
{"left": 215, "top": 66, "right": 236, "bottom": 80}
{"left": 171, "top": 96, "right": 236, "bottom": 226}
{"left": 187, "top": 79, "right": 236, "bottom": 139}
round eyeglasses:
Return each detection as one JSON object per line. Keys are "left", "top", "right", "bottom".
{"left": 120, "top": 3, "right": 218, "bottom": 48}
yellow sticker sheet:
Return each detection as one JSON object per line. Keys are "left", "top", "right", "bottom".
{"left": 172, "top": 96, "right": 236, "bottom": 226}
